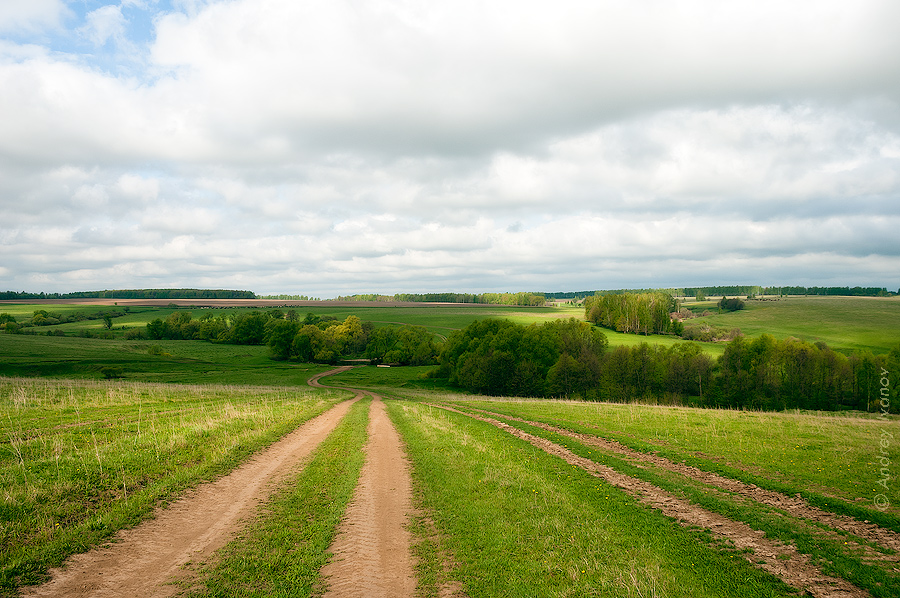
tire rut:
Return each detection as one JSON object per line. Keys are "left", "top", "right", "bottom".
{"left": 21, "top": 394, "right": 358, "bottom": 598}
{"left": 430, "top": 403, "right": 870, "bottom": 598}
{"left": 463, "top": 405, "right": 900, "bottom": 558}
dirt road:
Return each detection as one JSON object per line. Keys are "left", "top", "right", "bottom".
{"left": 321, "top": 396, "right": 416, "bottom": 597}
{"left": 310, "top": 368, "right": 418, "bottom": 597}
{"left": 22, "top": 396, "right": 357, "bottom": 598}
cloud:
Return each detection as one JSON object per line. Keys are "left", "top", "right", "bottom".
{"left": 80, "top": 5, "right": 128, "bottom": 47}
{"left": 0, "top": 0, "right": 68, "bottom": 34}
{"left": 1, "top": 0, "right": 899, "bottom": 296}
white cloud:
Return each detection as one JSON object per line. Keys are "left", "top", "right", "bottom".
{"left": 80, "top": 5, "right": 128, "bottom": 47}
{"left": 1, "top": 0, "right": 899, "bottom": 295}
{"left": 0, "top": 0, "right": 68, "bottom": 33}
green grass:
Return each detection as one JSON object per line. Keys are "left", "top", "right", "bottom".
{"left": 183, "top": 397, "right": 370, "bottom": 598}
{"left": 476, "top": 412, "right": 900, "bottom": 598}
{"left": 318, "top": 365, "right": 446, "bottom": 392}
{"left": 0, "top": 377, "right": 348, "bottom": 596}
{"left": 0, "top": 334, "right": 333, "bottom": 386}
{"left": 602, "top": 329, "right": 726, "bottom": 355}
{"left": 448, "top": 398, "right": 900, "bottom": 520}
{"left": 689, "top": 296, "right": 900, "bottom": 353}
{"left": 387, "top": 400, "right": 797, "bottom": 597}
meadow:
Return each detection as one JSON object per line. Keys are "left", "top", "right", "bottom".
{"left": 2, "top": 296, "right": 898, "bottom": 369}
{"left": 686, "top": 295, "right": 900, "bottom": 354}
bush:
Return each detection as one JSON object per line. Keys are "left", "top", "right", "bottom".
{"left": 718, "top": 297, "right": 745, "bottom": 312}
{"left": 99, "top": 366, "right": 124, "bottom": 379}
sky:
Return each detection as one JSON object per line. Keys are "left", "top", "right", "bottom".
{"left": 1, "top": 1, "right": 899, "bottom": 297}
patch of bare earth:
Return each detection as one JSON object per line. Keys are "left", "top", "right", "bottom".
{"left": 21, "top": 396, "right": 357, "bottom": 598}
{"left": 467, "top": 406, "right": 900, "bottom": 558}
{"left": 433, "top": 404, "right": 869, "bottom": 598}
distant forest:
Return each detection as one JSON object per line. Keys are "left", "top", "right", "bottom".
{"left": 330, "top": 292, "right": 547, "bottom": 306}
{"left": 546, "top": 286, "right": 897, "bottom": 299}
{"left": 0, "top": 289, "right": 257, "bottom": 300}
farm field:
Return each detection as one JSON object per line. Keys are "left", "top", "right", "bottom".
{"left": 3, "top": 295, "right": 899, "bottom": 363}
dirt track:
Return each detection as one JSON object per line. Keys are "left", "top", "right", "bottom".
{"left": 467, "top": 406, "right": 900, "bottom": 556}
{"left": 321, "top": 396, "right": 416, "bottom": 597}
{"left": 21, "top": 395, "right": 357, "bottom": 598}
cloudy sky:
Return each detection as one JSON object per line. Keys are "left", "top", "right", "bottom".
{"left": 2, "top": 1, "right": 899, "bottom": 297}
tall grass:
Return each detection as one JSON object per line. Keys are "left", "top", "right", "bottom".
{"left": 0, "top": 376, "right": 347, "bottom": 596}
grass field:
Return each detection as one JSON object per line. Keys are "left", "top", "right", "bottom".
{"left": 388, "top": 400, "right": 799, "bottom": 597}
{"left": 0, "top": 334, "right": 333, "bottom": 386}
{"left": 0, "top": 377, "right": 348, "bottom": 595}
{"left": 687, "top": 296, "right": 900, "bottom": 353}
{"left": 405, "top": 396, "right": 900, "bottom": 597}
{"left": 442, "top": 397, "right": 899, "bottom": 518}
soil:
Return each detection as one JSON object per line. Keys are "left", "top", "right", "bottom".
{"left": 320, "top": 395, "right": 417, "bottom": 598}
{"left": 434, "top": 404, "right": 871, "bottom": 598}
{"left": 21, "top": 393, "right": 358, "bottom": 598}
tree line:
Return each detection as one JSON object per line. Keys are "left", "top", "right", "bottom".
{"left": 329, "top": 292, "right": 547, "bottom": 306}
{"left": 433, "top": 318, "right": 899, "bottom": 412}
{"left": 433, "top": 318, "right": 609, "bottom": 398}
{"left": 144, "top": 310, "right": 437, "bottom": 366}
{"left": 0, "top": 289, "right": 256, "bottom": 300}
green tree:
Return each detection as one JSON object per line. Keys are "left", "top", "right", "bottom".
{"left": 266, "top": 319, "right": 300, "bottom": 360}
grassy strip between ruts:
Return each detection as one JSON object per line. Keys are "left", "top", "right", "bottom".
{"left": 454, "top": 398, "right": 900, "bottom": 529}
{"left": 0, "top": 377, "right": 348, "bottom": 597}
{"left": 455, "top": 406, "right": 900, "bottom": 598}
{"left": 180, "top": 396, "right": 370, "bottom": 598}
{"left": 386, "top": 400, "right": 798, "bottom": 598}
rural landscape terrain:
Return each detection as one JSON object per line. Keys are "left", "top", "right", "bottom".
{"left": 1, "top": 290, "right": 899, "bottom": 597}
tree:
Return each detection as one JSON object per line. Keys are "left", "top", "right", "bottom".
{"left": 229, "top": 311, "right": 268, "bottom": 344}
{"left": 266, "top": 319, "right": 300, "bottom": 360}
{"left": 293, "top": 325, "right": 324, "bottom": 362}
